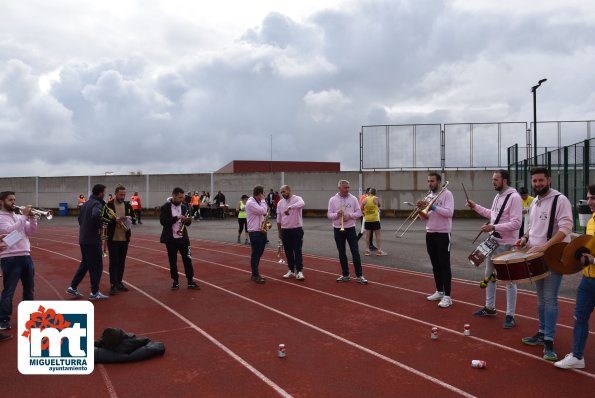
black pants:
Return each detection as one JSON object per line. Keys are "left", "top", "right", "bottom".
{"left": 426, "top": 232, "right": 452, "bottom": 296}
{"left": 238, "top": 218, "right": 247, "bottom": 234}
{"left": 107, "top": 241, "right": 129, "bottom": 285}
{"left": 333, "top": 227, "right": 363, "bottom": 277}
{"left": 71, "top": 244, "right": 103, "bottom": 294}
{"left": 281, "top": 227, "right": 304, "bottom": 272}
{"left": 165, "top": 239, "right": 194, "bottom": 283}
{"left": 133, "top": 209, "right": 142, "bottom": 223}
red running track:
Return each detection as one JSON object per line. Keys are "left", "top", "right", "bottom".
{"left": 0, "top": 224, "right": 593, "bottom": 397}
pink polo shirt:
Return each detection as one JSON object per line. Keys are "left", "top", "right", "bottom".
{"left": 246, "top": 197, "right": 268, "bottom": 232}
{"left": 0, "top": 211, "right": 37, "bottom": 258}
{"left": 527, "top": 189, "right": 573, "bottom": 247}
{"left": 327, "top": 193, "right": 362, "bottom": 229}
{"left": 472, "top": 187, "right": 522, "bottom": 245}
{"left": 276, "top": 195, "right": 305, "bottom": 229}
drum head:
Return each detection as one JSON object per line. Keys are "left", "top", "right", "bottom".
{"left": 492, "top": 250, "right": 542, "bottom": 264}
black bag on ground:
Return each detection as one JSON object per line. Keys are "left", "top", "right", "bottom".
{"left": 94, "top": 327, "right": 165, "bottom": 363}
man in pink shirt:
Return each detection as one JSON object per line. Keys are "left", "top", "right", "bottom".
{"left": 246, "top": 185, "right": 269, "bottom": 284}
{"left": 0, "top": 191, "right": 37, "bottom": 331}
{"left": 327, "top": 180, "right": 367, "bottom": 284}
{"left": 516, "top": 167, "right": 573, "bottom": 361}
{"left": 277, "top": 185, "right": 306, "bottom": 280}
{"left": 419, "top": 173, "right": 454, "bottom": 308}
{"left": 466, "top": 170, "right": 522, "bottom": 328}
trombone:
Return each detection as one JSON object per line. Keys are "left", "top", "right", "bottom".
{"left": 395, "top": 181, "right": 449, "bottom": 238}
{"left": 15, "top": 205, "right": 53, "bottom": 220}
{"left": 101, "top": 205, "right": 129, "bottom": 231}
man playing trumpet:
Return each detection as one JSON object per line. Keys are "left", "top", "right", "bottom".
{"left": 0, "top": 191, "right": 38, "bottom": 331}
{"left": 327, "top": 180, "right": 367, "bottom": 284}
{"left": 104, "top": 184, "right": 134, "bottom": 295}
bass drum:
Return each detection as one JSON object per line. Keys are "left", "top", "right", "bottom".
{"left": 491, "top": 250, "right": 550, "bottom": 284}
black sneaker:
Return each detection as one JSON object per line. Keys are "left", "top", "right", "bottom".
{"left": 188, "top": 282, "right": 200, "bottom": 290}
{"left": 251, "top": 275, "right": 266, "bottom": 284}
{"left": 473, "top": 306, "right": 497, "bottom": 317}
{"left": 503, "top": 315, "right": 516, "bottom": 329}
{"left": 543, "top": 340, "right": 558, "bottom": 361}
{"left": 109, "top": 285, "right": 119, "bottom": 296}
{"left": 171, "top": 282, "right": 180, "bottom": 290}
{"left": 522, "top": 332, "right": 545, "bottom": 346}
{"left": 0, "top": 320, "right": 11, "bottom": 330}
{"left": 117, "top": 283, "right": 129, "bottom": 292}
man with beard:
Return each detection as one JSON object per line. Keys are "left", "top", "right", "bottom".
{"left": 420, "top": 172, "right": 454, "bottom": 308}
{"left": 277, "top": 185, "right": 306, "bottom": 280}
{"left": 466, "top": 170, "right": 522, "bottom": 328}
{"left": 246, "top": 185, "right": 268, "bottom": 284}
{"left": 160, "top": 187, "right": 199, "bottom": 290}
{"left": 516, "top": 167, "right": 573, "bottom": 361}
{"left": 105, "top": 185, "right": 134, "bottom": 295}
{"left": 0, "top": 192, "right": 37, "bottom": 330}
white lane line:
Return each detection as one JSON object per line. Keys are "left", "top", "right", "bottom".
{"left": 32, "top": 245, "right": 293, "bottom": 398}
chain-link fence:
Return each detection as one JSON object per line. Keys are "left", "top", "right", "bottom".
{"left": 361, "top": 122, "right": 527, "bottom": 170}
{"left": 508, "top": 138, "right": 594, "bottom": 231}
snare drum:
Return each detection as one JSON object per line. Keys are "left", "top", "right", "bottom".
{"left": 491, "top": 250, "right": 550, "bottom": 284}
{"left": 468, "top": 237, "right": 500, "bottom": 267}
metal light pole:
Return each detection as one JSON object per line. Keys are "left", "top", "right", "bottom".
{"left": 531, "top": 78, "right": 547, "bottom": 164}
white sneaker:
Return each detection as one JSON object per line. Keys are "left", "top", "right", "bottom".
{"left": 282, "top": 271, "right": 295, "bottom": 279}
{"left": 426, "top": 291, "right": 444, "bottom": 301}
{"left": 438, "top": 296, "right": 452, "bottom": 308}
{"left": 554, "top": 353, "right": 585, "bottom": 369}
{"left": 296, "top": 272, "right": 305, "bottom": 280}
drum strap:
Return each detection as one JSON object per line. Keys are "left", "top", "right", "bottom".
{"left": 546, "top": 195, "right": 561, "bottom": 240}
{"left": 492, "top": 193, "right": 512, "bottom": 239}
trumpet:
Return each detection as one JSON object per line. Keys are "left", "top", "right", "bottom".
{"left": 339, "top": 205, "right": 345, "bottom": 232}
{"left": 395, "top": 181, "right": 449, "bottom": 238}
{"left": 177, "top": 209, "right": 191, "bottom": 236}
{"left": 277, "top": 240, "right": 286, "bottom": 263}
{"left": 101, "top": 223, "right": 108, "bottom": 257}
{"left": 15, "top": 205, "right": 53, "bottom": 220}
{"left": 101, "top": 205, "right": 129, "bottom": 231}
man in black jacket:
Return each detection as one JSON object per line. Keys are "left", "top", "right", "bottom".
{"left": 105, "top": 185, "right": 134, "bottom": 295}
{"left": 66, "top": 184, "right": 108, "bottom": 300}
{"left": 160, "top": 187, "right": 199, "bottom": 290}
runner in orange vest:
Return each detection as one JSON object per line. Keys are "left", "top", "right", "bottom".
{"left": 77, "top": 194, "right": 86, "bottom": 208}
{"left": 130, "top": 192, "right": 142, "bottom": 224}
{"left": 191, "top": 192, "right": 200, "bottom": 220}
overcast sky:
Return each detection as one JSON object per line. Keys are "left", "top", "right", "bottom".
{"left": 1, "top": 0, "right": 595, "bottom": 176}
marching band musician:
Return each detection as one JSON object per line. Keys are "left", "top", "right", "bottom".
{"left": 66, "top": 184, "right": 109, "bottom": 300}
{"left": 420, "top": 172, "right": 454, "bottom": 308}
{"left": 327, "top": 180, "right": 367, "bottom": 284}
{"left": 105, "top": 184, "right": 134, "bottom": 295}
{"left": 160, "top": 187, "right": 199, "bottom": 290}
{"left": 554, "top": 184, "right": 595, "bottom": 369}
{"left": 0, "top": 191, "right": 38, "bottom": 331}
{"left": 277, "top": 185, "right": 306, "bottom": 280}
{"left": 246, "top": 185, "right": 268, "bottom": 284}
{"left": 0, "top": 233, "right": 14, "bottom": 341}
{"left": 466, "top": 170, "right": 522, "bottom": 328}
{"left": 515, "top": 167, "right": 573, "bottom": 361}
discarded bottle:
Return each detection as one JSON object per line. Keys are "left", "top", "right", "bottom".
{"left": 278, "top": 344, "right": 286, "bottom": 358}
{"left": 464, "top": 324, "right": 471, "bottom": 336}
{"left": 471, "top": 360, "right": 486, "bottom": 368}
{"left": 431, "top": 327, "right": 439, "bottom": 340}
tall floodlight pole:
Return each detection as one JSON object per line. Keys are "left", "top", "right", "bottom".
{"left": 531, "top": 78, "right": 547, "bottom": 164}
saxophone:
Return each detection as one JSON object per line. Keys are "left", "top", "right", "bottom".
{"left": 261, "top": 207, "right": 272, "bottom": 233}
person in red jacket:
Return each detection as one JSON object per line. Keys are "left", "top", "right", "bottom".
{"left": 130, "top": 192, "right": 142, "bottom": 225}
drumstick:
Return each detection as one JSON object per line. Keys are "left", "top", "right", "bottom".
{"left": 462, "top": 183, "right": 470, "bottom": 202}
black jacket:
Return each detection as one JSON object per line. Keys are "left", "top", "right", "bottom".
{"left": 78, "top": 195, "right": 105, "bottom": 245}
{"left": 160, "top": 201, "right": 192, "bottom": 243}
{"left": 106, "top": 200, "right": 133, "bottom": 242}
{"left": 94, "top": 328, "right": 165, "bottom": 363}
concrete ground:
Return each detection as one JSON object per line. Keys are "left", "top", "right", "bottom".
{"left": 45, "top": 215, "right": 583, "bottom": 300}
